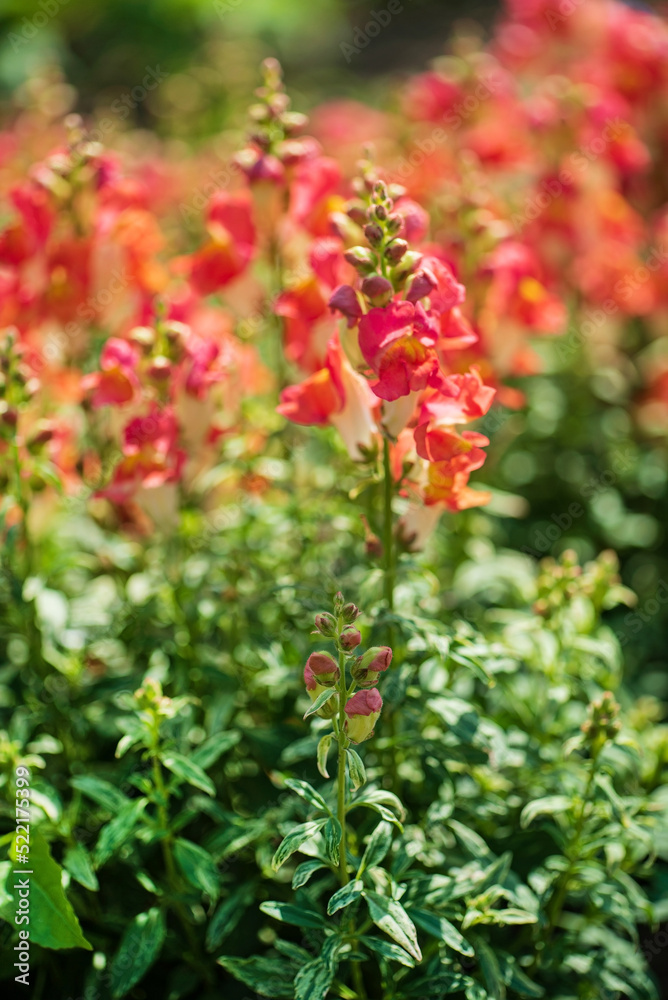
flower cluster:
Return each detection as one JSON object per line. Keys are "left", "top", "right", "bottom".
{"left": 304, "top": 593, "right": 392, "bottom": 745}
{"left": 279, "top": 166, "right": 496, "bottom": 543}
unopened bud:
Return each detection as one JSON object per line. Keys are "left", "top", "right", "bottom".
{"left": 305, "top": 652, "right": 340, "bottom": 687}
{"left": 352, "top": 646, "right": 393, "bottom": 687}
{"left": 385, "top": 239, "right": 408, "bottom": 263}
{"left": 344, "top": 246, "right": 377, "bottom": 274}
{"left": 341, "top": 602, "right": 361, "bottom": 624}
{"left": 147, "top": 356, "right": 172, "bottom": 381}
{"left": 361, "top": 275, "right": 393, "bottom": 306}
{"left": 304, "top": 663, "right": 339, "bottom": 718}
{"left": 328, "top": 285, "right": 363, "bottom": 326}
{"left": 363, "top": 223, "right": 383, "bottom": 247}
{"left": 314, "top": 612, "right": 337, "bottom": 637}
{"left": 129, "top": 326, "right": 156, "bottom": 351}
{"left": 391, "top": 250, "right": 423, "bottom": 284}
{"left": 340, "top": 628, "right": 361, "bottom": 651}
{"left": 344, "top": 688, "right": 382, "bottom": 743}
{"left": 405, "top": 267, "right": 438, "bottom": 303}
{"left": 27, "top": 419, "right": 55, "bottom": 449}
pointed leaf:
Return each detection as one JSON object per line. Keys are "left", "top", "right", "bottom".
{"left": 95, "top": 798, "right": 147, "bottom": 866}
{"left": 294, "top": 958, "right": 336, "bottom": 1000}
{"left": 271, "top": 820, "right": 326, "bottom": 872}
{"left": 218, "top": 955, "right": 294, "bottom": 998}
{"left": 162, "top": 754, "right": 216, "bottom": 796}
{"left": 317, "top": 734, "right": 333, "bottom": 779}
{"left": 408, "top": 907, "right": 474, "bottom": 957}
{"left": 9, "top": 833, "right": 91, "bottom": 951}
{"left": 328, "top": 880, "right": 364, "bottom": 915}
{"left": 174, "top": 838, "right": 220, "bottom": 902}
{"left": 206, "top": 884, "right": 255, "bottom": 952}
{"left": 292, "top": 860, "right": 328, "bottom": 889}
{"left": 110, "top": 907, "right": 165, "bottom": 997}
{"left": 191, "top": 731, "right": 241, "bottom": 770}
{"left": 346, "top": 747, "right": 366, "bottom": 790}
{"left": 358, "top": 821, "right": 393, "bottom": 876}
{"left": 304, "top": 689, "right": 336, "bottom": 719}
{"left": 63, "top": 843, "right": 99, "bottom": 892}
{"left": 361, "top": 935, "right": 416, "bottom": 968}
{"left": 323, "top": 817, "right": 342, "bottom": 867}
{"left": 284, "top": 778, "right": 330, "bottom": 814}
{"left": 520, "top": 796, "right": 572, "bottom": 829}
{"left": 364, "top": 891, "right": 422, "bottom": 961}
{"left": 260, "top": 901, "right": 326, "bottom": 928}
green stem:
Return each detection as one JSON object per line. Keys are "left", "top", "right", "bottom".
{"left": 337, "top": 651, "right": 349, "bottom": 887}
{"left": 539, "top": 750, "right": 600, "bottom": 959}
{"left": 151, "top": 742, "right": 212, "bottom": 984}
{"left": 382, "top": 436, "right": 395, "bottom": 616}
{"left": 335, "top": 650, "right": 366, "bottom": 998}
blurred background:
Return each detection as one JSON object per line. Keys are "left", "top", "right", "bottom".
{"left": 0, "top": 0, "right": 504, "bottom": 137}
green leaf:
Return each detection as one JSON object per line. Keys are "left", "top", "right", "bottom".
{"left": 191, "top": 731, "right": 241, "bottom": 770}
{"left": 110, "top": 907, "right": 166, "bottom": 998}
{"left": 328, "top": 879, "right": 364, "bottom": 915}
{"left": 304, "top": 688, "right": 337, "bottom": 719}
{"left": 465, "top": 908, "right": 538, "bottom": 928}
{"left": 358, "top": 821, "right": 393, "bottom": 876}
{"left": 430, "top": 696, "right": 480, "bottom": 744}
{"left": 260, "top": 901, "right": 326, "bottom": 928}
{"left": 475, "top": 936, "right": 506, "bottom": 1000}
{"left": 361, "top": 935, "right": 416, "bottom": 968}
{"left": 206, "top": 883, "right": 255, "bottom": 952}
{"left": 7, "top": 833, "right": 91, "bottom": 951}
{"left": 63, "top": 843, "right": 99, "bottom": 892}
{"left": 346, "top": 747, "right": 367, "bottom": 790}
{"left": 174, "top": 838, "right": 220, "bottom": 902}
{"left": 449, "top": 819, "right": 494, "bottom": 861}
{"left": 350, "top": 789, "right": 406, "bottom": 826}
{"left": 95, "top": 798, "right": 147, "bottom": 866}
{"left": 520, "top": 796, "right": 572, "bottom": 829}
{"left": 323, "top": 817, "right": 342, "bottom": 867}
{"left": 408, "top": 907, "right": 474, "bottom": 957}
{"left": 292, "top": 859, "right": 328, "bottom": 889}
{"left": 498, "top": 956, "right": 545, "bottom": 998}
{"left": 317, "top": 734, "right": 333, "bottom": 779}
{"left": 364, "top": 891, "right": 422, "bottom": 961}
{"left": 294, "top": 957, "right": 336, "bottom": 1000}
{"left": 218, "top": 955, "right": 294, "bottom": 998}
{"left": 271, "top": 820, "right": 326, "bottom": 871}
{"left": 162, "top": 754, "right": 216, "bottom": 796}
{"left": 70, "top": 775, "right": 128, "bottom": 812}
{"left": 284, "top": 778, "right": 330, "bottom": 814}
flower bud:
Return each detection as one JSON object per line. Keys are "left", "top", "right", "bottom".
{"left": 344, "top": 246, "right": 377, "bottom": 274}
{"left": 385, "top": 239, "right": 408, "bottom": 263}
{"left": 27, "top": 419, "right": 55, "bottom": 449}
{"left": 0, "top": 402, "right": 18, "bottom": 428}
{"left": 328, "top": 285, "right": 363, "bottom": 326}
{"left": 147, "top": 356, "right": 172, "bottom": 381}
{"left": 341, "top": 602, "right": 361, "bottom": 623}
{"left": 304, "top": 663, "right": 339, "bottom": 718}
{"left": 391, "top": 250, "right": 422, "bottom": 283}
{"left": 129, "top": 326, "right": 156, "bottom": 351}
{"left": 363, "top": 223, "right": 383, "bottom": 247}
{"left": 406, "top": 267, "right": 438, "bottom": 303}
{"left": 352, "top": 646, "right": 392, "bottom": 687}
{"left": 306, "top": 652, "right": 340, "bottom": 687}
{"left": 340, "top": 628, "right": 361, "bottom": 651}
{"left": 361, "top": 275, "right": 393, "bottom": 306}
{"left": 314, "top": 612, "right": 337, "bottom": 637}
{"left": 582, "top": 690, "right": 621, "bottom": 745}
{"left": 344, "top": 688, "right": 382, "bottom": 743}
